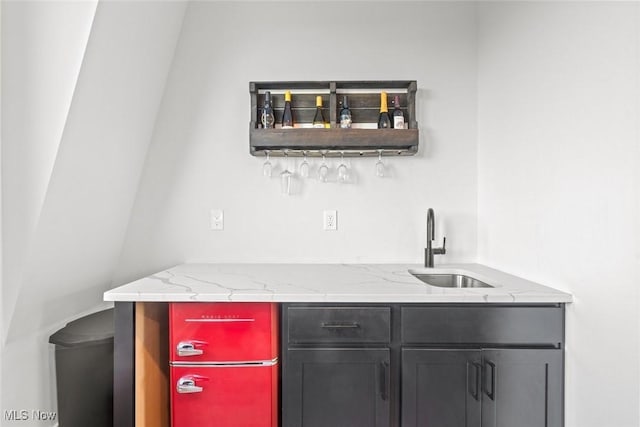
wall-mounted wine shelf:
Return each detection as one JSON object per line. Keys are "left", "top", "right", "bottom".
{"left": 249, "top": 80, "right": 418, "bottom": 157}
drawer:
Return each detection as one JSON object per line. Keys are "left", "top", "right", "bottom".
{"left": 287, "top": 307, "right": 390, "bottom": 344}
{"left": 401, "top": 305, "right": 563, "bottom": 346}
{"left": 169, "top": 302, "right": 278, "bottom": 362}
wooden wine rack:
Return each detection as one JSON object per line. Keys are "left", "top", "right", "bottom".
{"left": 249, "top": 80, "right": 418, "bottom": 157}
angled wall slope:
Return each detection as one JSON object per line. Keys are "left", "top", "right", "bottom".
{"left": 1, "top": 0, "right": 186, "bottom": 415}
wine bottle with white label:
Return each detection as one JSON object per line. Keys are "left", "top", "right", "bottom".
{"left": 392, "top": 95, "right": 405, "bottom": 129}
{"left": 261, "top": 91, "right": 275, "bottom": 129}
{"left": 282, "top": 91, "right": 294, "bottom": 129}
{"left": 339, "top": 95, "right": 352, "bottom": 128}
{"left": 312, "top": 96, "right": 326, "bottom": 128}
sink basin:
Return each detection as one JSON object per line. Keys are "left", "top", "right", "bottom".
{"left": 411, "top": 273, "right": 493, "bottom": 288}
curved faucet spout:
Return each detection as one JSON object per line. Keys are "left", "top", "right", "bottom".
{"left": 426, "top": 208, "right": 435, "bottom": 243}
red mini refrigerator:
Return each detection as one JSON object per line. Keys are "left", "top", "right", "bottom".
{"left": 169, "top": 302, "right": 278, "bottom": 427}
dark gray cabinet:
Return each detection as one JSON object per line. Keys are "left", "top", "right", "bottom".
{"left": 281, "top": 306, "right": 392, "bottom": 427}
{"left": 402, "top": 349, "right": 481, "bottom": 427}
{"left": 283, "top": 348, "right": 391, "bottom": 427}
{"left": 282, "top": 303, "right": 565, "bottom": 427}
{"left": 480, "top": 349, "right": 563, "bottom": 427}
{"left": 401, "top": 306, "right": 564, "bottom": 346}
{"left": 401, "top": 305, "right": 564, "bottom": 427}
{"left": 402, "top": 348, "right": 563, "bottom": 427}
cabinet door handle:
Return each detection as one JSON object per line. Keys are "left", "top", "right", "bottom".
{"left": 469, "top": 362, "right": 481, "bottom": 401}
{"left": 379, "top": 361, "right": 390, "bottom": 401}
{"left": 484, "top": 360, "right": 496, "bottom": 401}
{"left": 321, "top": 322, "right": 360, "bottom": 329}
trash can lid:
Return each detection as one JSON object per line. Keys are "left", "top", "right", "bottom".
{"left": 49, "top": 308, "right": 114, "bottom": 347}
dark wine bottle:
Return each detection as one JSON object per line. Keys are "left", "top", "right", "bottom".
{"left": 282, "top": 90, "right": 294, "bottom": 129}
{"left": 392, "top": 95, "right": 404, "bottom": 129}
{"left": 377, "top": 91, "right": 391, "bottom": 129}
{"left": 339, "top": 95, "right": 352, "bottom": 129}
{"left": 261, "top": 91, "right": 275, "bottom": 129}
{"left": 312, "top": 96, "right": 326, "bottom": 128}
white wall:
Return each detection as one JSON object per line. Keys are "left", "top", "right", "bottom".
{"left": 1, "top": 1, "right": 186, "bottom": 421}
{"left": 1, "top": 1, "right": 98, "bottom": 419}
{"left": 1, "top": 0, "right": 97, "bottom": 341}
{"left": 113, "top": 1, "right": 479, "bottom": 284}
{"left": 0, "top": 0, "right": 3, "bottom": 416}
{"left": 477, "top": 3, "right": 639, "bottom": 427}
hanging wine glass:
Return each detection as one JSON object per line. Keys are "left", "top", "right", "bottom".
{"left": 299, "top": 151, "right": 310, "bottom": 179}
{"left": 318, "top": 152, "right": 329, "bottom": 183}
{"left": 262, "top": 151, "right": 273, "bottom": 177}
{"left": 375, "top": 150, "right": 385, "bottom": 177}
{"left": 337, "top": 152, "right": 349, "bottom": 184}
{"left": 280, "top": 150, "right": 293, "bottom": 195}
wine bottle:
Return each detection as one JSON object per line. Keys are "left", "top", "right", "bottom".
{"left": 261, "top": 91, "right": 275, "bottom": 129}
{"left": 339, "top": 95, "right": 352, "bottom": 129}
{"left": 377, "top": 91, "right": 391, "bottom": 129}
{"left": 392, "top": 95, "right": 405, "bottom": 129}
{"left": 282, "top": 90, "right": 294, "bottom": 129}
{"left": 312, "top": 96, "right": 326, "bottom": 128}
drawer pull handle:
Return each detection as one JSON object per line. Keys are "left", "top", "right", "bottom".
{"left": 177, "top": 341, "right": 205, "bottom": 357}
{"left": 177, "top": 376, "right": 204, "bottom": 394}
{"left": 321, "top": 322, "right": 360, "bottom": 329}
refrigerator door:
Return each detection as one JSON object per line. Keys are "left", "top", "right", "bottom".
{"left": 170, "top": 302, "right": 278, "bottom": 362}
{"left": 171, "top": 364, "right": 278, "bottom": 427}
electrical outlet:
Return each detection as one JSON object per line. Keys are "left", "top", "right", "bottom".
{"left": 323, "top": 210, "right": 337, "bottom": 231}
{"left": 210, "top": 209, "right": 224, "bottom": 230}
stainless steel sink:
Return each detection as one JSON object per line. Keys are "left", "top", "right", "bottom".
{"left": 411, "top": 273, "right": 493, "bottom": 288}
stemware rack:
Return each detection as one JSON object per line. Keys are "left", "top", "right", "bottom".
{"left": 249, "top": 80, "right": 419, "bottom": 157}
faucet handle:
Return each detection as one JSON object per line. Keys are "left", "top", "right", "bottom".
{"left": 434, "top": 236, "right": 446, "bottom": 255}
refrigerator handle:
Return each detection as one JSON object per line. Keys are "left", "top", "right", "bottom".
{"left": 177, "top": 376, "right": 204, "bottom": 394}
{"left": 177, "top": 341, "right": 205, "bottom": 357}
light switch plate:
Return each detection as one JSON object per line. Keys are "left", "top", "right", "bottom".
{"left": 210, "top": 209, "right": 224, "bottom": 230}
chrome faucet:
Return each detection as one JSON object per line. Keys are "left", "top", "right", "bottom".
{"left": 425, "top": 208, "right": 446, "bottom": 267}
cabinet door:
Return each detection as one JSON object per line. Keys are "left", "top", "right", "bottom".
{"left": 402, "top": 349, "right": 482, "bottom": 427}
{"left": 481, "top": 349, "right": 563, "bottom": 427}
{"left": 282, "top": 348, "right": 391, "bottom": 427}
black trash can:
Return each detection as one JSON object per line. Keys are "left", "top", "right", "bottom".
{"left": 49, "top": 308, "right": 114, "bottom": 427}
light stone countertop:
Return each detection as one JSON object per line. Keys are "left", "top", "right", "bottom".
{"left": 104, "top": 263, "right": 572, "bottom": 303}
